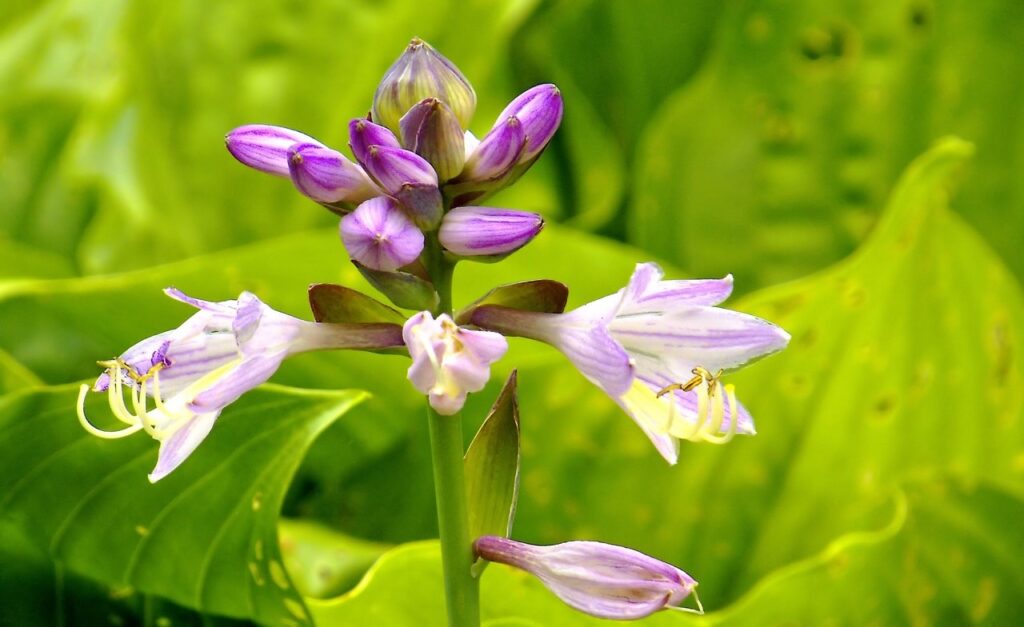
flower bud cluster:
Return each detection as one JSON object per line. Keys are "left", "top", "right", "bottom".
{"left": 225, "top": 37, "right": 560, "bottom": 289}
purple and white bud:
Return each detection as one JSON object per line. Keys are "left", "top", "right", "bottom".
{"left": 361, "top": 145, "right": 443, "bottom": 228}
{"left": 494, "top": 84, "right": 563, "bottom": 161}
{"left": 225, "top": 124, "right": 320, "bottom": 177}
{"left": 372, "top": 37, "right": 476, "bottom": 134}
{"left": 348, "top": 118, "right": 402, "bottom": 166}
{"left": 288, "top": 143, "right": 380, "bottom": 204}
{"left": 399, "top": 98, "right": 466, "bottom": 182}
{"left": 340, "top": 197, "right": 425, "bottom": 271}
{"left": 439, "top": 207, "right": 543, "bottom": 258}
{"left": 403, "top": 312, "right": 508, "bottom": 415}
{"left": 474, "top": 536, "right": 700, "bottom": 620}
{"left": 459, "top": 116, "right": 526, "bottom": 183}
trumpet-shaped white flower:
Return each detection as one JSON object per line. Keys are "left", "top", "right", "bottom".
{"left": 78, "top": 288, "right": 403, "bottom": 481}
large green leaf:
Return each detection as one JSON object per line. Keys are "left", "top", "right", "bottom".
{"left": 631, "top": 0, "right": 1024, "bottom": 291}
{"left": 306, "top": 477, "right": 1024, "bottom": 625}
{"left": 0, "top": 383, "right": 364, "bottom": 624}
{"left": 485, "top": 138, "right": 1024, "bottom": 608}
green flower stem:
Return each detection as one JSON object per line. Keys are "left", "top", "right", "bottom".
{"left": 425, "top": 235, "right": 479, "bottom": 626}
{"left": 428, "top": 404, "right": 480, "bottom": 627}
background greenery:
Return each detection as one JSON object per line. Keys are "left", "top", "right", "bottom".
{"left": 1, "top": 0, "right": 1022, "bottom": 625}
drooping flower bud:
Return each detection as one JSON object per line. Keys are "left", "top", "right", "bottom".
{"left": 399, "top": 98, "right": 466, "bottom": 182}
{"left": 340, "top": 197, "right": 424, "bottom": 271}
{"left": 459, "top": 116, "right": 525, "bottom": 183}
{"left": 288, "top": 143, "right": 380, "bottom": 204}
{"left": 348, "top": 118, "right": 402, "bottom": 166}
{"left": 474, "top": 536, "right": 701, "bottom": 620}
{"left": 439, "top": 206, "right": 543, "bottom": 259}
{"left": 403, "top": 312, "right": 507, "bottom": 415}
{"left": 361, "top": 145, "right": 443, "bottom": 229}
{"left": 225, "top": 125, "right": 319, "bottom": 177}
{"left": 494, "top": 84, "right": 563, "bottom": 161}
{"left": 372, "top": 38, "right": 476, "bottom": 133}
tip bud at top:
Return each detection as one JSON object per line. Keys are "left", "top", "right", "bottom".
{"left": 439, "top": 206, "right": 543, "bottom": 259}
{"left": 225, "top": 124, "right": 319, "bottom": 177}
{"left": 372, "top": 38, "right": 476, "bottom": 134}
{"left": 494, "top": 84, "right": 563, "bottom": 161}
{"left": 400, "top": 98, "right": 466, "bottom": 182}
{"left": 474, "top": 536, "right": 701, "bottom": 620}
{"left": 340, "top": 197, "right": 424, "bottom": 271}
{"left": 288, "top": 143, "right": 379, "bottom": 204}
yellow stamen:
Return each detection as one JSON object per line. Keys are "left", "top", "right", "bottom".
{"left": 76, "top": 384, "right": 144, "bottom": 439}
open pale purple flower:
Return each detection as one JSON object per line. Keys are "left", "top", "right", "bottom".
{"left": 474, "top": 536, "right": 700, "bottom": 620}
{"left": 77, "top": 289, "right": 403, "bottom": 482}
{"left": 470, "top": 263, "right": 790, "bottom": 463}
{"left": 403, "top": 312, "right": 507, "bottom": 415}
{"left": 439, "top": 206, "right": 543, "bottom": 258}
{"left": 340, "top": 196, "right": 424, "bottom": 271}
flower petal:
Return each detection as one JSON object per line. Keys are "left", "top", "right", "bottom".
{"left": 148, "top": 410, "right": 221, "bottom": 482}
{"left": 188, "top": 351, "right": 288, "bottom": 413}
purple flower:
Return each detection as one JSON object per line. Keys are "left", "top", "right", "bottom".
{"left": 77, "top": 289, "right": 403, "bottom": 482}
{"left": 360, "top": 145, "right": 443, "bottom": 229}
{"left": 288, "top": 143, "right": 380, "bottom": 204}
{"left": 225, "top": 124, "right": 319, "bottom": 177}
{"left": 372, "top": 37, "right": 476, "bottom": 133}
{"left": 493, "top": 84, "right": 563, "bottom": 161}
{"left": 439, "top": 206, "right": 543, "bottom": 258}
{"left": 474, "top": 536, "right": 700, "bottom": 620}
{"left": 348, "top": 118, "right": 402, "bottom": 166}
{"left": 469, "top": 263, "right": 790, "bottom": 463}
{"left": 403, "top": 312, "right": 507, "bottom": 415}
{"left": 340, "top": 196, "right": 425, "bottom": 271}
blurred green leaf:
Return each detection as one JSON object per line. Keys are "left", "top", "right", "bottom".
{"left": 0, "top": 347, "right": 40, "bottom": 394}
{"left": 0, "top": 383, "right": 364, "bottom": 624}
{"left": 631, "top": 0, "right": 1024, "bottom": 291}
{"left": 309, "top": 477, "right": 1024, "bottom": 625}
{"left": 279, "top": 518, "right": 390, "bottom": 600}
{"left": 465, "top": 371, "right": 521, "bottom": 546}
{"left": 512, "top": 0, "right": 723, "bottom": 230}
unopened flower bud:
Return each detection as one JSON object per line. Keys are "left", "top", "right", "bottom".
{"left": 494, "top": 84, "right": 563, "bottom": 161}
{"left": 399, "top": 98, "right": 466, "bottom": 182}
{"left": 439, "top": 207, "right": 543, "bottom": 259}
{"left": 459, "top": 116, "right": 525, "bottom": 183}
{"left": 288, "top": 143, "right": 379, "bottom": 204}
{"left": 348, "top": 118, "right": 401, "bottom": 166}
{"left": 474, "top": 536, "right": 701, "bottom": 620}
{"left": 225, "top": 125, "right": 319, "bottom": 177}
{"left": 372, "top": 38, "right": 476, "bottom": 133}
{"left": 361, "top": 145, "right": 443, "bottom": 228}
{"left": 340, "top": 197, "right": 424, "bottom": 271}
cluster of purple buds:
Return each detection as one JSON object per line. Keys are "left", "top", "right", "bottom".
{"left": 226, "top": 38, "right": 557, "bottom": 305}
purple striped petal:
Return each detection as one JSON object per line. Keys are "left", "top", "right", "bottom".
{"left": 340, "top": 197, "right": 425, "bottom": 271}
{"left": 618, "top": 263, "right": 734, "bottom": 310}
{"left": 493, "top": 84, "right": 563, "bottom": 160}
{"left": 188, "top": 351, "right": 288, "bottom": 413}
{"left": 225, "top": 125, "right": 321, "bottom": 177}
{"left": 439, "top": 206, "right": 543, "bottom": 257}
{"left": 459, "top": 116, "right": 526, "bottom": 182}
{"left": 474, "top": 536, "right": 698, "bottom": 620}
{"left": 149, "top": 410, "right": 221, "bottom": 482}
{"left": 348, "top": 118, "right": 401, "bottom": 166}
{"left": 554, "top": 324, "right": 634, "bottom": 397}
{"left": 361, "top": 145, "right": 438, "bottom": 193}
{"left": 288, "top": 143, "right": 379, "bottom": 203}
{"left": 609, "top": 305, "right": 790, "bottom": 373}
